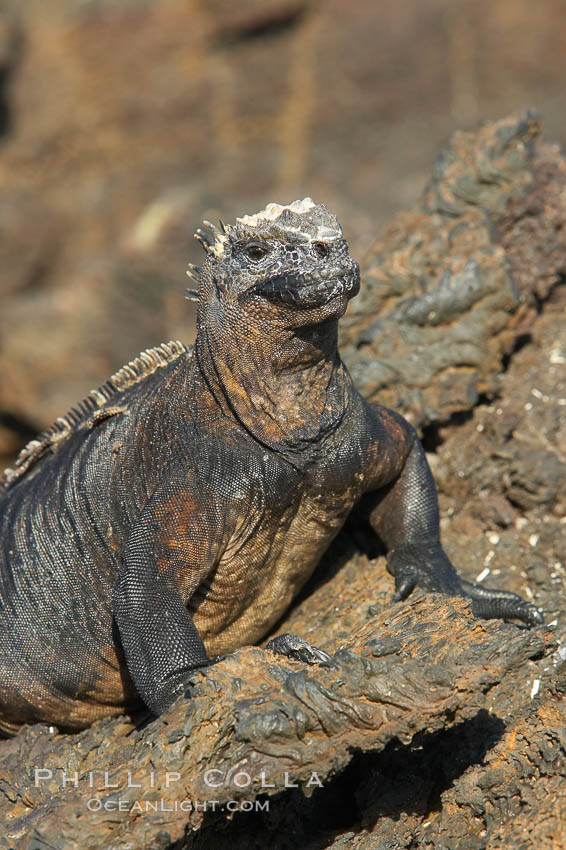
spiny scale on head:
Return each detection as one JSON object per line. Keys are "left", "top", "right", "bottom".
{"left": 186, "top": 263, "right": 202, "bottom": 280}
{"left": 194, "top": 219, "right": 229, "bottom": 261}
{"left": 1, "top": 341, "right": 190, "bottom": 491}
{"left": 194, "top": 228, "right": 214, "bottom": 253}
{"left": 185, "top": 261, "right": 202, "bottom": 300}
{"left": 202, "top": 220, "right": 223, "bottom": 240}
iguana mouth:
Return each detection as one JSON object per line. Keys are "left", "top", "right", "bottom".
{"left": 249, "top": 267, "right": 360, "bottom": 310}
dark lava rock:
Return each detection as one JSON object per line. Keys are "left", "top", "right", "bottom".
{"left": 340, "top": 112, "right": 566, "bottom": 429}
{"left": 0, "top": 596, "right": 548, "bottom": 849}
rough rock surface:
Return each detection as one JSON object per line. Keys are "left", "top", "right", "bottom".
{"left": 340, "top": 112, "right": 566, "bottom": 428}
{"left": 1, "top": 114, "right": 565, "bottom": 849}
{"left": 0, "top": 597, "right": 549, "bottom": 849}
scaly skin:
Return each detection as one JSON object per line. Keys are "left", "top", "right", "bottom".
{"left": 0, "top": 199, "right": 542, "bottom": 735}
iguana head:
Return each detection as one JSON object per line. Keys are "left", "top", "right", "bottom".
{"left": 189, "top": 200, "right": 359, "bottom": 445}
{"left": 188, "top": 199, "right": 360, "bottom": 333}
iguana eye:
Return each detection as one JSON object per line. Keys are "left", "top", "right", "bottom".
{"left": 313, "top": 241, "right": 330, "bottom": 258}
{"left": 245, "top": 242, "right": 270, "bottom": 261}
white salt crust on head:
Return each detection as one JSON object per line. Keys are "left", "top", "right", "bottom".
{"left": 204, "top": 198, "right": 341, "bottom": 260}
{"left": 236, "top": 197, "right": 316, "bottom": 228}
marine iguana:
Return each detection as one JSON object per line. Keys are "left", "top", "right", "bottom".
{"left": 0, "top": 198, "right": 543, "bottom": 735}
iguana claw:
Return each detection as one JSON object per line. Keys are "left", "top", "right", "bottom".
{"left": 266, "top": 633, "right": 332, "bottom": 665}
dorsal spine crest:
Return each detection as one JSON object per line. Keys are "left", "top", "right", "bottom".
{"left": 1, "top": 341, "right": 190, "bottom": 490}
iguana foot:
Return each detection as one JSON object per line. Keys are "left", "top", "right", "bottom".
{"left": 387, "top": 543, "right": 543, "bottom": 627}
{"left": 266, "top": 633, "right": 332, "bottom": 665}
{"left": 460, "top": 580, "right": 543, "bottom": 627}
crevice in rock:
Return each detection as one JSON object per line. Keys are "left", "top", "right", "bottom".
{"left": 532, "top": 274, "right": 566, "bottom": 314}
{"left": 500, "top": 332, "right": 532, "bottom": 372}
{"left": 0, "top": 64, "right": 11, "bottom": 141}
{"left": 214, "top": 4, "right": 307, "bottom": 48}
{"left": 420, "top": 399, "right": 490, "bottom": 454}
{"left": 0, "top": 14, "right": 22, "bottom": 144}
{"left": 184, "top": 711, "right": 506, "bottom": 850}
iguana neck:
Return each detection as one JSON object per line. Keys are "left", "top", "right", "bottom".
{"left": 193, "top": 321, "right": 354, "bottom": 459}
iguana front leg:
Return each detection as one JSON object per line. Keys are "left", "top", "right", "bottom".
{"left": 365, "top": 410, "right": 543, "bottom": 627}
{"left": 114, "top": 552, "right": 213, "bottom": 715}
{"left": 113, "top": 472, "right": 225, "bottom": 715}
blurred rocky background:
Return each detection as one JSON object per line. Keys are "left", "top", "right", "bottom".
{"left": 1, "top": 0, "right": 566, "bottom": 462}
